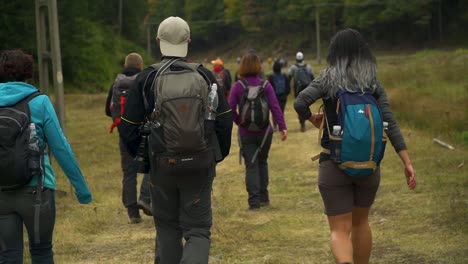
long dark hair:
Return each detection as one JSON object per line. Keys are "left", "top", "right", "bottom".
{"left": 0, "top": 49, "right": 34, "bottom": 82}
{"left": 317, "top": 29, "right": 378, "bottom": 97}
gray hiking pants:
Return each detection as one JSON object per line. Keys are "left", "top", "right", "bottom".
{"left": 241, "top": 133, "right": 273, "bottom": 208}
{"left": 150, "top": 165, "right": 215, "bottom": 264}
{"left": 119, "top": 138, "right": 151, "bottom": 208}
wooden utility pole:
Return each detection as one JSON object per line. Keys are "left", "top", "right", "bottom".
{"left": 147, "top": 25, "right": 151, "bottom": 56}
{"left": 35, "top": 0, "right": 66, "bottom": 131}
{"left": 119, "top": 0, "right": 123, "bottom": 37}
{"left": 35, "top": 0, "right": 49, "bottom": 95}
{"left": 438, "top": 0, "right": 443, "bottom": 42}
{"left": 315, "top": 6, "right": 321, "bottom": 65}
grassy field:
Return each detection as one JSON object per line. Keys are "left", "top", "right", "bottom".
{"left": 24, "top": 51, "right": 467, "bottom": 263}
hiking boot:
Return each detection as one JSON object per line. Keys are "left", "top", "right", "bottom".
{"left": 128, "top": 206, "right": 142, "bottom": 224}
{"left": 249, "top": 205, "right": 260, "bottom": 211}
{"left": 300, "top": 123, "right": 306, "bottom": 132}
{"left": 129, "top": 216, "right": 142, "bottom": 224}
{"left": 137, "top": 199, "right": 153, "bottom": 216}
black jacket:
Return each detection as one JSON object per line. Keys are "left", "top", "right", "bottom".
{"left": 118, "top": 58, "right": 233, "bottom": 162}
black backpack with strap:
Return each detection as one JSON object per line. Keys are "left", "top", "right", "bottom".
{"left": 109, "top": 74, "right": 138, "bottom": 133}
{"left": 0, "top": 92, "right": 42, "bottom": 190}
{"left": 294, "top": 64, "right": 312, "bottom": 94}
{"left": 143, "top": 59, "right": 215, "bottom": 172}
{"left": 238, "top": 79, "right": 270, "bottom": 132}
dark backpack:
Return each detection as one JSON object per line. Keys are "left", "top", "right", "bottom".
{"left": 0, "top": 92, "right": 42, "bottom": 190}
{"left": 109, "top": 74, "right": 137, "bottom": 133}
{"left": 294, "top": 64, "right": 312, "bottom": 91}
{"left": 326, "top": 90, "right": 387, "bottom": 177}
{"left": 272, "top": 73, "right": 286, "bottom": 96}
{"left": 146, "top": 59, "right": 214, "bottom": 171}
{"left": 223, "top": 69, "right": 232, "bottom": 90}
{"left": 238, "top": 79, "right": 270, "bottom": 132}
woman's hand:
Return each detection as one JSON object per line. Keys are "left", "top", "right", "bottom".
{"left": 309, "top": 113, "right": 323, "bottom": 129}
{"left": 398, "top": 150, "right": 417, "bottom": 190}
{"left": 405, "top": 163, "right": 417, "bottom": 190}
{"left": 280, "top": 130, "right": 287, "bottom": 141}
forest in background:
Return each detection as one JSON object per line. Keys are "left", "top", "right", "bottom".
{"left": 0, "top": 0, "right": 467, "bottom": 91}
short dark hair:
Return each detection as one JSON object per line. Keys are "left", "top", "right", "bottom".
{"left": 273, "top": 60, "right": 282, "bottom": 73}
{"left": 326, "top": 28, "right": 375, "bottom": 67}
{"left": 0, "top": 49, "right": 34, "bottom": 82}
{"left": 238, "top": 53, "right": 261, "bottom": 78}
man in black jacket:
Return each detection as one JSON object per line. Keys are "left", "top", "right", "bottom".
{"left": 118, "top": 17, "right": 232, "bottom": 264}
{"left": 105, "top": 53, "right": 152, "bottom": 224}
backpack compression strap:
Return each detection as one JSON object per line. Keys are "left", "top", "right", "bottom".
{"left": 311, "top": 104, "right": 327, "bottom": 161}
{"left": 142, "top": 58, "right": 181, "bottom": 114}
{"left": 109, "top": 94, "right": 127, "bottom": 133}
{"left": 33, "top": 143, "right": 47, "bottom": 244}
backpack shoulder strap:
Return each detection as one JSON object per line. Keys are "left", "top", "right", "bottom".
{"left": 311, "top": 104, "right": 327, "bottom": 161}
{"left": 238, "top": 79, "right": 248, "bottom": 91}
{"left": 15, "top": 91, "right": 42, "bottom": 110}
{"left": 196, "top": 67, "right": 212, "bottom": 88}
{"left": 182, "top": 62, "right": 202, "bottom": 72}
{"left": 23, "top": 91, "right": 42, "bottom": 103}
{"left": 258, "top": 80, "right": 268, "bottom": 94}
{"left": 142, "top": 58, "right": 181, "bottom": 113}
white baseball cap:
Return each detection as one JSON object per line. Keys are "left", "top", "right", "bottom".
{"left": 296, "top": 51, "right": 304, "bottom": 60}
{"left": 157, "top": 16, "right": 190, "bottom": 57}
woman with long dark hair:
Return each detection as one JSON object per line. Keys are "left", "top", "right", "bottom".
{"left": 294, "top": 29, "right": 417, "bottom": 264}
{"left": 0, "top": 50, "right": 92, "bottom": 263}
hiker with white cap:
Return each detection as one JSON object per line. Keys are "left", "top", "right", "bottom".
{"left": 118, "top": 16, "right": 233, "bottom": 263}
{"left": 288, "top": 51, "right": 315, "bottom": 132}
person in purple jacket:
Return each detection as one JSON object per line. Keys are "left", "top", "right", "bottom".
{"left": 228, "top": 53, "right": 287, "bottom": 210}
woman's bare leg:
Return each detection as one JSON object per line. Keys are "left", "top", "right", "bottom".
{"left": 351, "top": 207, "right": 372, "bottom": 264}
{"left": 328, "top": 212, "right": 353, "bottom": 264}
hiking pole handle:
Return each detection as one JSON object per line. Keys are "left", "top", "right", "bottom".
{"left": 238, "top": 128, "right": 243, "bottom": 165}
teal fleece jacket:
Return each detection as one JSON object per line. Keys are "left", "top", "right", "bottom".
{"left": 0, "top": 82, "right": 92, "bottom": 204}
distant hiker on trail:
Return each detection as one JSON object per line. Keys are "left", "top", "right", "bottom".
{"left": 211, "top": 58, "right": 232, "bottom": 97}
{"left": 294, "top": 29, "right": 417, "bottom": 264}
{"left": 268, "top": 59, "right": 290, "bottom": 130}
{"left": 288, "top": 51, "right": 314, "bottom": 132}
{"left": 228, "top": 52, "right": 287, "bottom": 210}
{"left": 118, "top": 16, "right": 233, "bottom": 263}
{"left": 0, "top": 49, "right": 92, "bottom": 263}
{"left": 105, "top": 52, "right": 152, "bottom": 224}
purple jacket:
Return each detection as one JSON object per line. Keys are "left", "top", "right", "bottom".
{"left": 228, "top": 76, "right": 287, "bottom": 137}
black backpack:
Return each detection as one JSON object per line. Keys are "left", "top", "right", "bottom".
{"left": 109, "top": 74, "right": 138, "bottom": 133}
{"left": 238, "top": 79, "right": 270, "bottom": 132}
{"left": 294, "top": 64, "right": 312, "bottom": 91}
{"left": 0, "top": 92, "right": 41, "bottom": 190}
{"left": 272, "top": 73, "right": 286, "bottom": 96}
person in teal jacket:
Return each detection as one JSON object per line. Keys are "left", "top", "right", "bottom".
{"left": 0, "top": 49, "right": 92, "bottom": 263}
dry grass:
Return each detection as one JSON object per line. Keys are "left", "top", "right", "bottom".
{"left": 22, "top": 52, "right": 467, "bottom": 263}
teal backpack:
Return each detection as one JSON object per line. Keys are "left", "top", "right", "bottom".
{"left": 324, "top": 90, "right": 387, "bottom": 177}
